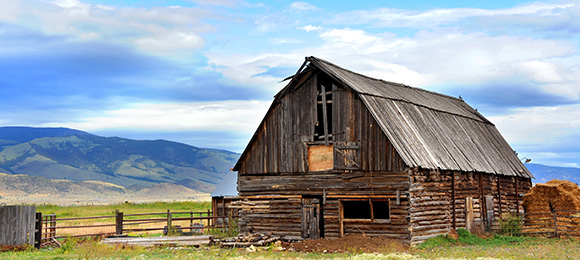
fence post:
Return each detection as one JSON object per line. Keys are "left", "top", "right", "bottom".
{"left": 208, "top": 209, "right": 211, "bottom": 227}
{"left": 189, "top": 211, "right": 193, "bottom": 233}
{"left": 34, "top": 212, "right": 42, "bottom": 249}
{"left": 115, "top": 210, "right": 123, "bottom": 235}
{"left": 552, "top": 210, "right": 559, "bottom": 237}
{"left": 51, "top": 215, "right": 56, "bottom": 239}
{"left": 167, "top": 210, "right": 172, "bottom": 235}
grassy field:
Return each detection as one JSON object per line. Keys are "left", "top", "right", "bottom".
{"left": 36, "top": 201, "right": 211, "bottom": 217}
{"left": 36, "top": 201, "right": 213, "bottom": 237}
{"left": 1, "top": 235, "right": 579, "bottom": 259}
{"left": 2, "top": 202, "right": 577, "bottom": 259}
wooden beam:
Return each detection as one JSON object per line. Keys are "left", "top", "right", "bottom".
{"left": 321, "top": 84, "right": 329, "bottom": 146}
{"left": 498, "top": 176, "right": 502, "bottom": 215}
{"left": 515, "top": 176, "right": 519, "bottom": 214}
{"left": 452, "top": 172, "right": 456, "bottom": 229}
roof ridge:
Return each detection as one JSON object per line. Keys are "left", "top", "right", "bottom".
{"left": 307, "top": 56, "right": 465, "bottom": 103}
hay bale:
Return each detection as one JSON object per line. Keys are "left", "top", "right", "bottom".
{"left": 523, "top": 180, "right": 580, "bottom": 213}
{"left": 523, "top": 180, "right": 580, "bottom": 235}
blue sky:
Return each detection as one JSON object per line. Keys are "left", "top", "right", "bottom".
{"left": 1, "top": 0, "right": 580, "bottom": 168}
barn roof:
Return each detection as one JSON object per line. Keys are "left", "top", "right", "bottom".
{"left": 235, "top": 56, "right": 532, "bottom": 178}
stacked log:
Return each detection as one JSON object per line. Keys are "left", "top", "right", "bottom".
{"left": 218, "top": 233, "right": 282, "bottom": 247}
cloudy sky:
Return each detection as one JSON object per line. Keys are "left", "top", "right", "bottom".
{"left": 1, "top": 0, "right": 579, "bottom": 168}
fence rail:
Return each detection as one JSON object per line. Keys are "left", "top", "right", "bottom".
{"left": 38, "top": 209, "right": 238, "bottom": 246}
{"left": 491, "top": 210, "right": 580, "bottom": 237}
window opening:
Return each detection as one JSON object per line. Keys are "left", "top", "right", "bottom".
{"left": 341, "top": 199, "right": 390, "bottom": 221}
{"left": 372, "top": 201, "right": 390, "bottom": 219}
{"left": 342, "top": 200, "right": 371, "bottom": 219}
{"left": 315, "top": 74, "right": 333, "bottom": 145}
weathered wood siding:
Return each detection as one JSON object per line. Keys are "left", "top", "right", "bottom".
{"left": 409, "top": 169, "right": 532, "bottom": 244}
{"left": 235, "top": 196, "right": 304, "bottom": 240}
{"left": 237, "top": 171, "right": 411, "bottom": 240}
{"left": 0, "top": 205, "right": 36, "bottom": 246}
{"left": 237, "top": 73, "right": 405, "bottom": 175}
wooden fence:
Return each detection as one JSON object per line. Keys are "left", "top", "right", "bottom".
{"left": 491, "top": 210, "right": 580, "bottom": 237}
{"left": 38, "top": 209, "right": 237, "bottom": 247}
{"left": 0, "top": 205, "right": 36, "bottom": 246}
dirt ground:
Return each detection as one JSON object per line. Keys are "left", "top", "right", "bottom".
{"left": 283, "top": 234, "right": 409, "bottom": 253}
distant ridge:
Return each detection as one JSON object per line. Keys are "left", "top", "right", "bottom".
{"left": 0, "top": 173, "right": 207, "bottom": 205}
{"left": 0, "top": 127, "right": 239, "bottom": 199}
{"left": 526, "top": 163, "right": 580, "bottom": 185}
{"left": 0, "top": 127, "right": 92, "bottom": 146}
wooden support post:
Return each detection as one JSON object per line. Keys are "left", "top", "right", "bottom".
{"left": 498, "top": 176, "right": 502, "bottom": 215}
{"left": 34, "top": 212, "right": 42, "bottom": 249}
{"left": 479, "top": 172, "right": 484, "bottom": 229}
{"left": 208, "top": 209, "right": 211, "bottom": 227}
{"left": 167, "top": 210, "right": 172, "bottom": 235}
{"left": 50, "top": 214, "right": 56, "bottom": 240}
{"left": 465, "top": 197, "right": 474, "bottom": 232}
{"left": 396, "top": 190, "right": 401, "bottom": 206}
{"left": 115, "top": 210, "right": 123, "bottom": 235}
{"left": 321, "top": 84, "right": 329, "bottom": 146}
{"left": 515, "top": 177, "right": 519, "bottom": 214}
{"left": 452, "top": 172, "right": 456, "bottom": 229}
{"left": 190, "top": 211, "right": 194, "bottom": 233}
{"left": 339, "top": 200, "right": 344, "bottom": 237}
{"left": 553, "top": 210, "right": 559, "bottom": 237}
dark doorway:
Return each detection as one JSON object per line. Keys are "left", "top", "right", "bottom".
{"left": 301, "top": 196, "right": 324, "bottom": 239}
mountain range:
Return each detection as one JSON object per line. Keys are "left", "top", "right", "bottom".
{"left": 526, "top": 163, "right": 580, "bottom": 185}
{"left": 0, "top": 126, "right": 578, "bottom": 204}
{"left": 0, "top": 127, "right": 239, "bottom": 204}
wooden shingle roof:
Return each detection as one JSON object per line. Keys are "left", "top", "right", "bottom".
{"left": 307, "top": 56, "right": 532, "bottom": 178}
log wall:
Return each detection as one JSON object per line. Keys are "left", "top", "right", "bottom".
{"left": 409, "top": 169, "right": 532, "bottom": 244}
{"left": 236, "top": 171, "right": 412, "bottom": 240}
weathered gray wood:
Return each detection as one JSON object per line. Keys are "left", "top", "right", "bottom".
{"left": 101, "top": 235, "right": 213, "bottom": 247}
{"left": 0, "top": 205, "right": 36, "bottom": 246}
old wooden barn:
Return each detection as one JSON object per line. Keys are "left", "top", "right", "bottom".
{"left": 232, "top": 56, "right": 533, "bottom": 244}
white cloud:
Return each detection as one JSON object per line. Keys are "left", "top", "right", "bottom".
{"left": 320, "top": 28, "right": 380, "bottom": 45}
{"left": 190, "top": 0, "right": 245, "bottom": 7}
{"left": 0, "top": 1, "right": 21, "bottom": 21}
{"left": 52, "top": 0, "right": 88, "bottom": 9}
{"left": 205, "top": 53, "right": 301, "bottom": 88}
{"left": 54, "top": 100, "right": 271, "bottom": 133}
{"left": 332, "top": 2, "right": 576, "bottom": 28}
{"left": 208, "top": 26, "right": 577, "bottom": 94}
{"left": 297, "top": 25, "right": 321, "bottom": 32}
{"left": 135, "top": 30, "right": 205, "bottom": 53}
{"left": 489, "top": 104, "right": 580, "bottom": 146}
{"left": 8, "top": 1, "right": 217, "bottom": 55}
{"left": 289, "top": 2, "right": 319, "bottom": 12}
{"left": 271, "top": 38, "right": 303, "bottom": 44}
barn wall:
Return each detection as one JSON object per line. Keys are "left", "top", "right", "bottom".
{"left": 409, "top": 169, "right": 533, "bottom": 244}
{"left": 237, "top": 72, "right": 406, "bottom": 175}
{"left": 236, "top": 170, "right": 411, "bottom": 240}
{"left": 238, "top": 171, "right": 410, "bottom": 196}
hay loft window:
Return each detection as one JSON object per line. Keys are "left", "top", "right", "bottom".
{"left": 315, "top": 74, "right": 333, "bottom": 145}
{"left": 341, "top": 199, "right": 390, "bottom": 222}
{"left": 308, "top": 144, "right": 333, "bottom": 171}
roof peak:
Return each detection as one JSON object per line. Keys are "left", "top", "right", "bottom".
{"left": 306, "top": 56, "right": 464, "bottom": 103}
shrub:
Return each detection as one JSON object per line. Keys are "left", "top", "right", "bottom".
{"left": 498, "top": 213, "right": 522, "bottom": 236}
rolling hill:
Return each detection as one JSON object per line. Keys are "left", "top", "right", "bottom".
{"left": 0, "top": 173, "right": 207, "bottom": 204}
{"left": 525, "top": 163, "right": 580, "bottom": 185}
{"left": 0, "top": 127, "right": 239, "bottom": 196}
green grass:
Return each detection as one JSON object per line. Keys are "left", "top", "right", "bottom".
{"left": 419, "top": 228, "right": 534, "bottom": 249}
{"left": 1, "top": 235, "right": 579, "bottom": 260}
{"left": 36, "top": 201, "right": 211, "bottom": 218}
{"left": 414, "top": 228, "right": 580, "bottom": 259}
